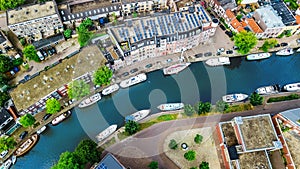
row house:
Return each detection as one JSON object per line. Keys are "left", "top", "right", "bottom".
{"left": 121, "top": 0, "right": 168, "bottom": 15}
{"left": 207, "top": 0, "right": 237, "bottom": 18}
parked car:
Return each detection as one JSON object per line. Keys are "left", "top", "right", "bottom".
{"left": 40, "top": 49, "right": 48, "bottom": 57}
{"left": 122, "top": 72, "right": 129, "bottom": 77}
{"left": 216, "top": 52, "right": 221, "bottom": 56}
{"left": 280, "top": 42, "right": 288, "bottom": 47}
{"left": 194, "top": 53, "right": 203, "bottom": 58}
{"left": 19, "top": 131, "right": 28, "bottom": 140}
{"left": 130, "top": 68, "right": 138, "bottom": 73}
{"left": 219, "top": 24, "right": 226, "bottom": 31}
{"left": 225, "top": 31, "right": 233, "bottom": 38}
{"left": 226, "top": 50, "right": 233, "bottom": 54}
{"left": 274, "top": 44, "right": 280, "bottom": 48}
{"left": 297, "top": 39, "right": 300, "bottom": 44}
{"left": 50, "top": 47, "right": 57, "bottom": 54}
{"left": 37, "top": 51, "right": 44, "bottom": 61}
{"left": 47, "top": 49, "right": 53, "bottom": 56}
{"left": 166, "top": 58, "right": 173, "bottom": 63}
{"left": 145, "top": 64, "right": 153, "bottom": 68}
{"left": 0, "top": 150, "right": 8, "bottom": 158}
{"left": 217, "top": 48, "right": 225, "bottom": 53}
{"left": 43, "top": 113, "right": 52, "bottom": 121}
{"left": 204, "top": 52, "right": 212, "bottom": 57}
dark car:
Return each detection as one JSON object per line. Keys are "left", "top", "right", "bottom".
{"left": 204, "top": 52, "right": 212, "bottom": 57}
{"left": 219, "top": 24, "right": 226, "bottom": 31}
{"left": 226, "top": 50, "right": 233, "bottom": 54}
{"left": 216, "top": 52, "right": 221, "bottom": 56}
{"left": 19, "top": 131, "right": 28, "bottom": 140}
{"left": 194, "top": 53, "right": 203, "bottom": 58}
{"left": 122, "top": 72, "right": 129, "bottom": 77}
{"left": 43, "top": 113, "right": 52, "bottom": 121}
{"left": 280, "top": 42, "right": 288, "bottom": 47}
{"left": 47, "top": 49, "right": 53, "bottom": 56}
{"left": 50, "top": 48, "right": 56, "bottom": 54}
{"left": 40, "top": 49, "right": 48, "bottom": 57}
{"left": 145, "top": 64, "right": 153, "bottom": 68}
{"left": 130, "top": 68, "right": 138, "bottom": 73}
{"left": 225, "top": 31, "right": 233, "bottom": 38}
{"left": 274, "top": 44, "right": 280, "bottom": 48}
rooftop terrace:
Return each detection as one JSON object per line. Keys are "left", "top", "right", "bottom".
{"left": 220, "top": 122, "right": 238, "bottom": 147}
{"left": 7, "top": 1, "right": 57, "bottom": 25}
{"left": 238, "top": 115, "right": 278, "bottom": 151}
{"left": 239, "top": 151, "right": 271, "bottom": 169}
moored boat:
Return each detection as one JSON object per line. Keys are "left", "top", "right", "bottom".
{"left": 255, "top": 84, "right": 280, "bottom": 95}
{"left": 120, "top": 73, "right": 147, "bottom": 88}
{"left": 102, "top": 84, "right": 119, "bottom": 96}
{"left": 0, "top": 159, "right": 11, "bottom": 169}
{"left": 163, "top": 63, "right": 191, "bottom": 75}
{"left": 283, "top": 83, "right": 300, "bottom": 92}
{"left": 11, "top": 156, "right": 16, "bottom": 164}
{"left": 14, "top": 134, "right": 39, "bottom": 157}
{"left": 247, "top": 53, "right": 271, "bottom": 60}
{"left": 297, "top": 48, "right": 300, "bottom": 53}
{"left": 125, "top": 110, "right": 150, "bottom": 122}
{"left": 78, "top": 93, "right": 101, "bottom": 108}
{"left": 95, "top": 125, "right": 117, "bottom": 142}
{"left": 276, "top": 48, "right": 294, "bottom": 56}
{"left": 36, "top": 125, "right": 47, "bottom": 135}
{"left": 51, "top": 110, "right": 72, "bottom": 126}
{"left": 157, "top": 103, "right": 184, "bottom": 111}
{"left": 222, "top": 93, "right": 248, "bottom": 103}
{"left": 205, "top": 57, "right": 230, "bottom": 66}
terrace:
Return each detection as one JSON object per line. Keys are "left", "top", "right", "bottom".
{"left": 70, "top": 0, "right": 114, "bottom": 14}
{"left": 10, "top": 46, "right": 106, "bottom": 111}
{"left": 239, "top": 115, "right": 278, "bottom": 151}
{"left": 220, "top": 122, "right": 238, "bottom": 146}
{"left": 239, "top": 151, "right": 271, "bottom": 169}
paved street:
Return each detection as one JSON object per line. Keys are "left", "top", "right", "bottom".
{"left": 105, "top": 98, "right": 300, "bottom": 169}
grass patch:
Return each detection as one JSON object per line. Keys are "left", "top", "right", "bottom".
{"left": 224, "top": 103, "right": 254, "bottom": 113}
{"left": 156, "top": 114, "right": 178, "bottom": 121}
{"left": 267, "top": 94, "right": 300, "bottom": 103}
{"left": 100, "top": 137, "right": 116, "bottom": 150}
{"left": 140, "top": 121, "right": 156, "bottom": 130}
{"left": 117, "top": 132, "right": 129, "bottom": 141}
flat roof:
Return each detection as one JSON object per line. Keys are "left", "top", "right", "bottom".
{"left": 238, "top": 114, "right": 278, "bottom": 151}
{"left": 110, "top": 5, "right": 210, "bottom": 43}
{"left": 280, "top": 108, "right": 300, "bottom": 127}
{"left": 7, "top": 1, "right": 58, "bottom": 25}
{"left": 271, "top": 2, "right": 296, "bottom": 25}
{"left": 239, "top": 151, "right": 271, "bottom": 169}
{"left": 255, "top": 6, "right": 285, "bottom": 28}
{"left": 220, "top": 122, "right": 238, "bottom": 147}
{"left": 96, "top": 153, "right": 125, "bottom": 169}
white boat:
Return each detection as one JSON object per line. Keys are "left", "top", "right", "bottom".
{"left": 125, "top": 110, "right": 150, "bottom": 122}
{"left": 163, "top": 63, "right": 191, "bottom": 75}
{"left": 14, "top": 134, "right": 39, "bottom": 157}
{"left": 36, "top": 125, "right": 47, "bottom": 135}
{"left": 95, "top": 125, "right": 117, "bottom": 142}
{"left": 102, "top": 84, "right": 119, "bottom": 95}
{"left": 255, "top": 85, "right": 280, "bottom": 95}
{"left": 157, "top": 103, "right": 184, "bottom": 111}
{"left": 0, "top": 159, "right": 12, "bottom": 169}
{"left": 11, "top": 156, "right": 16, "bottom": 164}
{"left": 120, "top": 73, "right": 147, "bottom": 88}
{"left": 276, "top": 48, "right": 294, "bottom": 56}
{"left": 247, "top": 53, "right": 271, "bottom": 60}
{"left": 297, "top": 48, "right": 300, "bottom": 53}
{"left": 222, "top": 93, "right": 248, "bottom": 103}
{"left": 283, "top": 83, "right": 300, "bottom": 92}
{"left": 51, "top": 111, "right": 72, "bottom": 126}
{"left": 205, "top": 57, "right": 230, "bottom": 66}
{"left": 79, "top": 93, "right": 101, "bottom": 108}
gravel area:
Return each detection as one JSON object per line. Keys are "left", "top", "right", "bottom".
{"left": 283, "top": 131, "right": 300, "bottom": 168}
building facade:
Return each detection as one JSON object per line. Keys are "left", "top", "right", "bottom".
{"left": 0, "top": 30, "right": 13, "bottom": 53}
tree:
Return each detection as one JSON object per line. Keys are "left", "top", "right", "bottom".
{"left": 194, "top": 134, "right": 203, "bottom": 144}
{"left": 82, "top": 18, "right": 93, "bottom": 28}
{"left": 46, "top": 98, "right": 61, "bottom": 114}
{"left": 67, "top": 80, "right": 90, "bottom": 100}
{"left": 234, "top": 31, "right": 257, "bottom": 55}
{"left": 0, "top": 137, "right": 16, "bottom": 152}
{"left": 77, "top": 25, "right": 92, "bottom": 47}
{"left": 51, "top": 151, "right": 80, "bottom": 169}
{"left": 250, "top": 92, "right": 263, "bottom": 106}
{"left": 168, "top": 139, "right": 178, "bottom": 150}
{"left": 215, "top": 100, "right": 229, "bottom": 113}
{"left": 74, "top": 139, "right": 101, "bottom": 165}
{"left": 93, "top": 66, "right": 113, "bottom": 86}
{"left": 0, "top": 92, "right": 10, "bottom": 107}
{"left": 125, "top": 120, "right": 140, "bottom": 135}
{"left": 0, "top": 0, "right": 24, "bottom": 10}
{"left": 199, "top": 161, "right": 210, "bottom": 169}
{"left": 148, "top": 161, "right": 158, "bottom": 169}
{"left": 12, "top": 57, "right": 23, "bottom": 67}
{"left": 19, "top": 114, "right": 36, "bottom": 127}
{"left": 259, "top": 39, "right": 278, "bottom": 52}
{"left": 184, "top": 104, "right": 195, "bottom": 116}
{"left": 64, "top": 29, "right": 72, "bottom": 38}
{"left": 184, "top": 150, "right": 196, "bottom": 161}
{"left": 23, "top": 45, "right": 39, "bottom": 62}
{"left": 0, "top": 55, "right": 12, "bottom": 73}
{"left": 197, "top": 102, "right": 211, "bottom": 115}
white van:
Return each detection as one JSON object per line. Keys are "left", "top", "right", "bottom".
{"left": 37, "top": 51, "right": 44, "bottom": 61}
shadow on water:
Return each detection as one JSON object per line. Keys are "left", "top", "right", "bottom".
{"left": 226, "top": 56, "right": 243, "bottom": 70}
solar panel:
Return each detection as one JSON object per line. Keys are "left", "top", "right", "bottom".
{"left": 200, "top": 6, "right": 209, "bottom": 21}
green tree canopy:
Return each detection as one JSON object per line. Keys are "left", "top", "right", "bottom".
{"left": 194, "top": 134, "right": 203, "bottom": 144}
{"left": 184, "top": 104, "right": 195, "bottom": 116}
{"left": 46, "top": 98, "right": 61, "bottom": 114}
{"left": 0, "top": 0, "right": 24, "bottom": 10}
{"left": 19, "top": 114, "right": 36, "bottom": 127}
{"left": 0, "top": 55, "right": 12, "bottom": 73}
{"left": 64, "top": 29, "right": 72, "bottom": 38}
{"left": 0, "top": 74, "right": 8, "bottom": 86}
{"left": 74, "top": 139, "right": 101, "bottom": 165}
{"left": 0, "top": 137, "right": 16, "bottom": 152}
{"left": 51, "top": 151, "right": 80, "bottom": 169}
{"left": 93, "top": 66, "right": 113, "bottom": 86}
{"left": 0, "top": 92, "right": 10, "bottom": 107}
{"left": 168, "top": 139, "right": 178, "bottom": 150}
{"left": 250, "top": 92, "right": 264, "bottom": 106}
{"left": 184, "top": 150, "right": 196, "bottom": 161}
{"left": 82, "top": 18, "right": 93, "bottom": 28}
{"left": 76, "top": 18, "right": 93, "bottom": 47}
{"left": 197, "top": 102, "right": 211, "bottom": 115}
{"left": 259, "top": 39, "right": 278, "bottom": 52}
{"left": 234, "top": 31, "right": 257, "bottom": 55}
{"left": 23, "top": 45, "right": 39, "bottom": 62}
{"left": 67, "top": 80, "right": 90, "bottom": 100}
{"left": 215, "top": 100, "right": 229, "bottom": 113}
{"left": 148, "top": 161, "right": 158, "bottom": 169}
{"left": 125, "top": 120, "right": 140, "bottom": 135}
{"left": 12, "top": 57, "right": 23, "bottom": 67}
{"left": 199, "top": 161, "right": 210, "bottom": 169}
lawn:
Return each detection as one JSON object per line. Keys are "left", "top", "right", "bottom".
{"left": 140, "top": 114, "right": 178, "bottom": 130}
{"left": 224, "top": 103, "right": 253, "bottom": 113}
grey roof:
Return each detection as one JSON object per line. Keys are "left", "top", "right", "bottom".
{"left": 32, "top": 34, "right": 64, "bottom": 49}
{"left": 0, "top": 109, "right": 12, "bottom": 125}
{"left": 217, "top": 0, "right": 237, "bottom": 10}
{"left": 280, "top": 108, "right": 300, "bottom": 127}
{"left": 59, "top": 4, "right": 121, "bottom": 22}
{"left": 271, "top": 2, "right": 296, "bottom": 25}
{"left": 96, "top": 153, "right": 125, "bottom": 169}
{"left": 0, "top": 31, "right": 6, "bottom": 44}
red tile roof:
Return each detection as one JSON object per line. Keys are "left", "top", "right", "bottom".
{"left": 246, "top": 18, "right": 263, "bottom": 33}
{"left": 230, "top": 18, "right": 242, "bottom": 29}
{"left": 226, "top": 9, "right": 236, "bottom": 20}
{"left": 295, "top": 15, "right": 300, "bottom": 25}
{"left": 237, "top": 26, "right": 246, "bottom": 32}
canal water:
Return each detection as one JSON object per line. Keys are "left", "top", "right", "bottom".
{"left": 13, "top": 52, "right": 300, "bottom": 169}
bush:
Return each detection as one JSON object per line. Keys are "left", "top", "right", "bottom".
{"left": 184, "top": 150, "right": 196, "bottom": 161}
{"left": 168, "top": 139, "right": 178, "bottom": 150}
{"left": 194, "top": 134, "right": 203, "bottom": 144}
{"left": 184, "top": 104, "right": 195, "bottom": 116}
{"left": 12, "top": 58, "right": 23, "bottom": 67}
{"left": 216, "top": 100, "right": 229, "bottom": 112}
{"left": 148, "top": 161, "right": 158, "bottom": 169}
{"left": 250, "top": 93, "right": 264, "bottom": 106}
{"left": 199, "top": 161, "right": 210, "bottom": 169}
{"left": 267, "top": 94, "right": 300, "bottom": 103}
